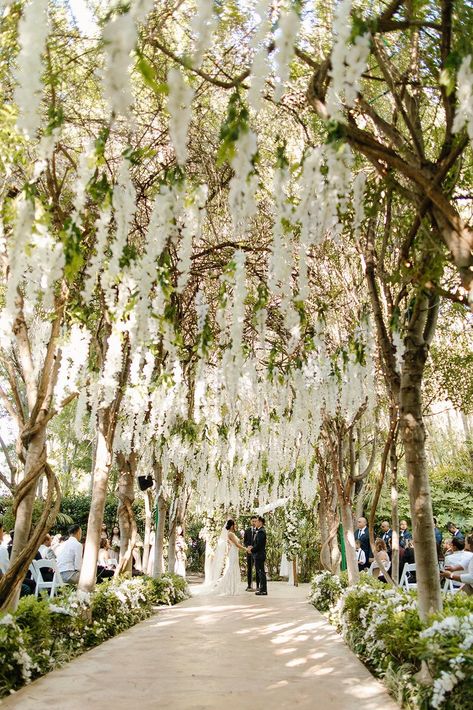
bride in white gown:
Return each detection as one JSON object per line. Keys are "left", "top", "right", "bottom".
{"left": 197, "top": 519, "right": 247, "bottom": 596}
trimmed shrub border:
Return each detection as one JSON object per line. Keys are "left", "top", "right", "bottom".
{"left": 308, "top": 571, "right": 473, "bottom": 709}
{"left": 0, "top": 573, "right": 190, "bottom": 698}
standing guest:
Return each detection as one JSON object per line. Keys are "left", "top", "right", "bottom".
{"left": 433, "top": 517, "right": 443, "bottom": 551}
{"left": 380, "top": 521, "right": 393, "bottom": 554}
{"left": 355, "top": 517, "right": 371, "bottom": 568}
{"left": 244, "top": 515, "right": 258, "bottom": 591}
{"left": 446, "top": 522, "right": 465, "bottom": 542}
{"left": 442, "top": 533, "right": 473, "bottom": 595}
{"left": 355, "top": 539, "right": 366, "bottom": 571}
{"left": 57, "top": 524, "right": 83, "bottom": 584}
{"left": 399, "top": 520, "right": 413, "bottom": 549}
{"left": 110, "top": 525, "right": 120, "bottom": 562}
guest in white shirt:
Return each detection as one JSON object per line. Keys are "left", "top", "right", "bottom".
{"left": 0, "top": 522, "right": 9, "bottom": 576}
{"left": 442, "top": 533, "right": 473, "bottom": 595}
{"left": 355, "top": 539, "right": 366, "bottom": 570}
{"left": 444, "top": 537, "right": 473, "bottom": 570}
{"left": 57, "top": 524, "right": 83, "bottom": 584}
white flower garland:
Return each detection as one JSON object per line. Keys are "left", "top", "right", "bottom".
{"left": 14, "top": 0, "right": 49, "bottom": 138}
{"left": 453, "top": 55, "right": 473, "bottom": 143}
{"left": 167, "top": 68, "right": 194, "bottom": 166}
{"left": 273, "top": 6, "right": 300, "bottom": 103}
{"left": 326, "top": 0, "right": 370, "bottom": 122}
{"left": 102, "top": 11, "right": 136, "bottom": 118}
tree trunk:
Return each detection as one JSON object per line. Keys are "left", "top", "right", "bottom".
{"left": 115, "top": 452, "right": 136, "bottom": 576}
{"left": 318, "top": 470, "right": 341, "bottom": 574}
{"left": 400, "top": 292, "right": 442, "bottom": 619}
{"left": 390, "top": 442, "right": 400, "bottom": 584}
{"left": 142, "top": 488, "right": 153, "bottom": 573}
{"left": 339, "top": 500, "right": 359, "bottom": 584}
{"left": 152, "top": 459, "right": 167, "bottom": 577}
{"left": 79, "top": 408, "right": 113, "bottom": 592}
{"left": 168, "top": 523, "right": 177, "bottom": 574}
{"left": 4, "top": 430, "right": 46, "bottom": 609}
{"left": 153, "top": 492, "right": 167, "bottom": 577}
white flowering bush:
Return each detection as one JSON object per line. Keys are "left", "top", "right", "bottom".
{"left": 308, "top": 570, "right": 348, "bottom": 612}
{"left": 419, "top": 611, "right": 473, "bottom": 709}
{"left": 308, "top": 571, "right": 473, "bottom": 708}
{"left": 0, "top": 574, "right": 189, "bottom": 698}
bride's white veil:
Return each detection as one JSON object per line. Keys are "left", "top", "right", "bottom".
{"left": 207, "top": 523, "right": 228, "bottom": 583}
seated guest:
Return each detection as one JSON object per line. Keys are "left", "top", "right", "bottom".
{"left": 369, "top": 538, "right": 391, "bottom": 581}
{"left": 442, "top": 533, "right": 473, "bottom": 595}
{"left": 98, "top": 537, "right": 112, "bottom": 566}
{"left": 355, "top": 539, "right": 366, "bottom": 571}
{"left": 444, "top": 536, "right": 472, "bottom": 569}
{"left": 400, "top": 539, "right": 416, "bottom": 582}
{"left": 380, "top": 521, "right": 393, "bottom": 554}
{"left": 446, "top": 522, "right": 465, "bottom": 542}
{"left": 399, "top": 520, "right": 412, "bottom": 549}
{"left": 355, "top": 517, "right": 371, "bottom": 569}
{"left": 39, "top": 533, "right": 56, "bottom": 560}
{"left": 97, "top": 538, "right": 115, "bottom": 582}
{"left": 57, "top": 524, "right": 83, "bottom": 584}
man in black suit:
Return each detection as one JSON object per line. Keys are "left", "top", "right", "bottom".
{"left": 247, "top": 516, "right": 267, "bottom": 595}
{"left": 355, "top": 517, "right": 371, "bottom": 569}
{"left": 244, "top": 516, "right": 258, "bottom": 591}
{"left": 380, "top": 521, "right": 393, "bottom": 555}
{"left": 447, "top": 522, "right": 465, "bottom": 542}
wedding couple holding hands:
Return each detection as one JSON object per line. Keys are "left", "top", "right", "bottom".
{"left": 202, "top": 515, "right": 267, "bottom": 597}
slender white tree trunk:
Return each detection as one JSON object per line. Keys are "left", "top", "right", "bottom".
{"left": 79, "top": 409, "right": 112, "bottom": 592}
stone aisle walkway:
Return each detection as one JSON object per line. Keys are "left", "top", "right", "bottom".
{"left": 0, "top": 583, "right": 398, "bottom": 710}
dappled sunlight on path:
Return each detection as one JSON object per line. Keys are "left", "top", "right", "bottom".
{"left": 0, "top": 583, "right": 399, "bottom": 710}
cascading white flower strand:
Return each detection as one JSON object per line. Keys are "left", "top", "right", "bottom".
{"left": 326, "top": 0, "right": 371, "bottom": 122}
{"left": 453, "top": 55, "right": 473, "bottom": 143}
{"left": 14, "top": 0, "right": 50, "bottom": 138}
{"left": 273, "top": 3, "right": 301, "bottom": 103}
{"left": 229, "top": 129, "right": 259, "bottom": 235}
{"left": 191, "top": 0, "right": 217, "bottom": 69}
{"left": 167, "top": 68, "right": 194, "bottom": 166}
{"left": 176, "top": 184, "right": 208, "bottom": 293}
{"left": 247, "top": 0, "right": 272, "bottom": 113}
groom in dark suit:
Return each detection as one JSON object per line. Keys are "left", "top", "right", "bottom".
{"left": 247, "top": 516, "right": 267, "bottom": 596}
{"left": 244, "top": 516, "right": 258, "bottom": 591}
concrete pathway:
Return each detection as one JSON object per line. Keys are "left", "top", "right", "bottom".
{"left": 0, "top": 583, "right": 399, "bottom": 710}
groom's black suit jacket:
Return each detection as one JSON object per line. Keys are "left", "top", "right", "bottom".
{"left": 252, "top": 527, "right": 266, "bottom": 559}
{"left": 244, "top": 526, "right": 256, "bottom": 548}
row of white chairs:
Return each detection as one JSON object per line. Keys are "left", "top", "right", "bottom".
{"left": 398, "top": 562, "right": 461, "bottom": 594}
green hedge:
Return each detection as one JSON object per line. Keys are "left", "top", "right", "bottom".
{"left": 0, "top": 573, "right": 189, "bottom": 697}
{"left": 308, "top": 571, "right": 473, "bottom": 709}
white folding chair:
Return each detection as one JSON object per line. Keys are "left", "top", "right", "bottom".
{"left": 32, "top": 559, "right": 65, "bottom": 598}
{"left": 399, "top": 563, "right": 417, "bottom": 590}
{"left": 442, "top": 577, "right": 462, "bottom": 594}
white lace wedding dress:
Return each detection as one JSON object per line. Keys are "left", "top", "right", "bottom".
{"left": 194, "top": 531, "right": 242, "bottom": 597}
{"left": 214, "top": 535, "right": 241, "bottom": 596}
